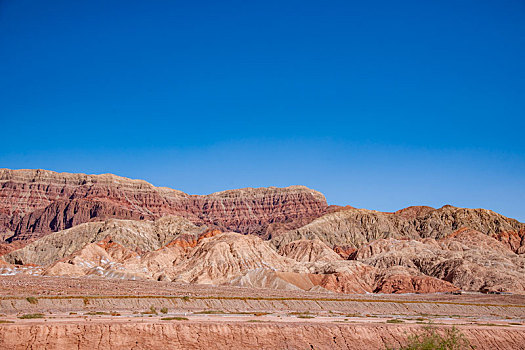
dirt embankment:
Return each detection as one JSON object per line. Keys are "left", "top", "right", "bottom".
{"left": 2, "top": 275, "right": 525, "bottom": 304}
{"left": 2, "top": 295, "right": 525, "bottom": 319}
{"left": 2, "top": 276, "right": 525, "bottom": 318}
{"left": 1, "top": 321, "right": 525, "bottom": 350}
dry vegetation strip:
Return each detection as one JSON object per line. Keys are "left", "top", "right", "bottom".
{"left": 1, "top": 295, "right": 524, "bottom": 309}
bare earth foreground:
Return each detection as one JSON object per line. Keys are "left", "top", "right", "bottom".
{"left": 1, "top": 276, "right": 525, "bottom": 349}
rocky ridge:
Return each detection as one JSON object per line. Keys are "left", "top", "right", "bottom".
{"left": 271, "top": 205, "right": 525, "bottom": 253}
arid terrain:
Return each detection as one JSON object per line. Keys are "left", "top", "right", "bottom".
{"left": 1, "top": 168, "right": 525, "bottom": 348}
{"left": 1, "top": 276, "right": 525, "bottom": 349}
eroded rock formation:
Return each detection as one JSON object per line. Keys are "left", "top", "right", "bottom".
{"left": 353, "top": 228, "right": 525, "bottom": 294}
{"left": 271, "top": 205, "right": 525, "bottom": 253}
{"left": 3, "top": 225, "right": 468, "bottom": 294}
{"left": 1, "top": 168, "right": 525, "bottom": 296}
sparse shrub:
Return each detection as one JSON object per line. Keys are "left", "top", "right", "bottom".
{"left": 142, "top": 306, "right": 157, "bottom": 315}
{"left": 387, "top": 319, "right": 405, "bottom": 324}
{"left": 18, "top": 313, "right": 44, "bottom": 319}
{"left": 386, "top": 325, "right": 470, "bottom": 350}
{"left": 289, "top": 311, "right": 315, "bottom": 319}
{"left": 182, "top": 296, "right": 190, "bottom": 302}
{"left": 26, "top": 297, "right": 38, "bottom": 305}
{"left": 161, "top": 317, "right": 188, "bottom": 321}
{"left": 194, "top": 310, "right": 225, "bottom": 315}
{"left": 83, "top": 297, "right": 90, "bottom": 305}
{"left": 160, "top": 307, "right": 168, "bottom": 314}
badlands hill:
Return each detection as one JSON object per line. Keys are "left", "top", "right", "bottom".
{"left": 271, "top": 205, "right": 525, "bottom": 253}
{"left": 1, "top": 168, "right": 524, "bottom": 295}
{"left": 2, "top": 217, "right": 524, "bottom": 294}
{"left": 2, "top": 219, "right": 459, "bottom": 294}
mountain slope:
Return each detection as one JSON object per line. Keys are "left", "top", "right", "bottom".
{"left": 271, "top": 206, "right": 525, "bottom": 253}
{"left": 4, "top": 216, "right": 204, "bottom": 266}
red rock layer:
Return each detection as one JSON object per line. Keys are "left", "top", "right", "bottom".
{"left": 333, "top": 245, "right": 357, "bottom": 259}
{"left": 493, "top": 228, "right": 525, "bottom": 254}
{"left": 0, "top": 169, "right": 328, "bottom": 246}
{"left": 164, "top": 229, "right": 223, "bottom": 250}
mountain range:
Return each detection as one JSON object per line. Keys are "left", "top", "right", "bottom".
{"left": 1, "top": 168, "right": 524, "bottom": 294}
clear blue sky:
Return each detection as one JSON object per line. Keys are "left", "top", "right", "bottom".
{"left": 1, "top": 0, "right": 524, "bottom": 221}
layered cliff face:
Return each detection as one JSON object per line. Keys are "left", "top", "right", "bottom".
{"left": 0, "top": 169, "right": 328, "bottom": 248}
{"left": 0, "top": 169, "right": 183, "bottom": 238}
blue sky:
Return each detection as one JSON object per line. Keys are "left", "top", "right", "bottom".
{"left": 1, "top": 0, "right": 524, "bottom": 221}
